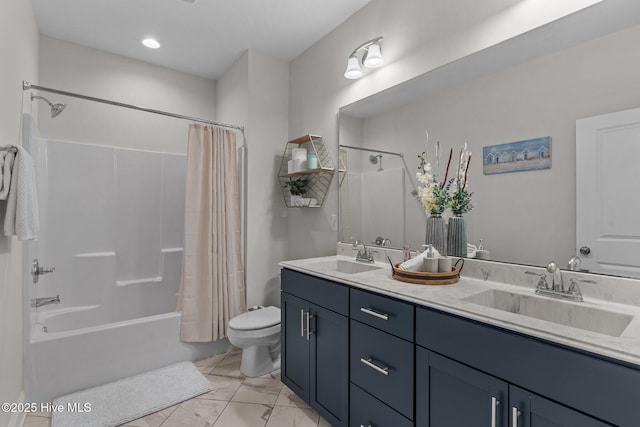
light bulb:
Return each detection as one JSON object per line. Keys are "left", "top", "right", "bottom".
{"left": 363, "top": 43, "right": 383, "bottom": 68}
{"left": 142, "top": 38, "right": 161, "bottom": 49}
{"left": 344, "top": 55, "right": 363, "bottom": 79}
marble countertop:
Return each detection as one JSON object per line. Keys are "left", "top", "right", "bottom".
{"left": 279, "top": 255, "right": 640, "bottom": 368}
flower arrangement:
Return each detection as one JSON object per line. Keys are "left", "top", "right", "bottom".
{"left": 416, "top": 151, "right": 449, "bottom": 215}
{"left": 416, "top": 134, "right": 473, "bottom": 216}
{"left": 449, "top": 143, "right": 473, "bottom": 215}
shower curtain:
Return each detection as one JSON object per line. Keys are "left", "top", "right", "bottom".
{"left": 178, "top": 124, "right": 246, "bottom": 342}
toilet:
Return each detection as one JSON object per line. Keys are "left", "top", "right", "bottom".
{"left": 227, "top": 306, "right": 281, "bottom": 377}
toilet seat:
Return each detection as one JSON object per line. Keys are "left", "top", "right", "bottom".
{"left": 228, "top": 306, "right": 280, "bottom": 331}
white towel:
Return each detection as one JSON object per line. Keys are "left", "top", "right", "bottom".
{"left": 0, "top": 150, "right": 16, "bottom": 199}
{"left": 2, "top": 145, "right": 39, "bottom": 240}
{"left": 397, "top": 248, "right": 442, "bottom": 272}
{"left": 398, "top": 254, "right": 425, "bottom": 272}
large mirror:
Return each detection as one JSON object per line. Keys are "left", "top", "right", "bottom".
{"left": 338, "top": 5, "right": 640, "bottom": 279}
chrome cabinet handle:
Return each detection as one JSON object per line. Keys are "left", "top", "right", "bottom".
{"left": 360, "top": 357, "right": 389, "bottom": 376}
{"left": 512, "top": 407, "right": 521, "bottom": 427}
{"left": 491, "top": 396, "right": 500, "bottom": 427}
{"left": 360, "top": 425, "right": 371, "bottom": 427}
{"left": 360, "top": 307, "right": 389, "bottom": 321}
{"left": 306, "top": 312, "right": 314, "bottom": 340}
{"left": 300, "top": 309, "right": 305, "bottom": 337}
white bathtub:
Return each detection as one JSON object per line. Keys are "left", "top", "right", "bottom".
{"left": 27, "top": 309, "right": 230, "bottom": 403}
{"left": 26, "top": 141, "right": 231, "bottom": 403}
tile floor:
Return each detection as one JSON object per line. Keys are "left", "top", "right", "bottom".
{"left": 23, "top": 349, "right": 331, "bottom": 427}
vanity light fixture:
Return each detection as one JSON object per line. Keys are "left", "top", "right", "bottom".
{"left": 344, "top": 36, "right": 384, "bottom": 79}
{"left": 142, "top": 38, "right": 161, "bottom": 49}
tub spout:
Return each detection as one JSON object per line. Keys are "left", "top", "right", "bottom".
{"left": 31, "top": 295, "right": 60, "bottom": 308}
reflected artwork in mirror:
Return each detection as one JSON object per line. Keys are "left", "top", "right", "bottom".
{"left": 337, "top": 10, "right": 640, "bottom": 279}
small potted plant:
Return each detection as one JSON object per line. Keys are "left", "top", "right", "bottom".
{"left": 285, "top": 178, "right": 309, "bottom": 206}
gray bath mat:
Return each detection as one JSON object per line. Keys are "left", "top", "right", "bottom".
{"left": 51, "top": 361, "right": 212, "bottom": 427}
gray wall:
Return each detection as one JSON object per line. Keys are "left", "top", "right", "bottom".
{"left": 0, "top": 1, "right": 39, "bottom": 425}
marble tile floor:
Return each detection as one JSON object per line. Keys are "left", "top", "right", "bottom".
{"left": 24, "top": 349, "right": 331, "bottom": 427}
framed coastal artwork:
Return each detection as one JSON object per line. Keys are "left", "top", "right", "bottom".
{"left": 483, "top": 136, "right": 551, "bottom": 175}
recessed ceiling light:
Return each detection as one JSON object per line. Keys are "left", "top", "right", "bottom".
{"left": 142, "top": 38, "right": 160, "bottom": 49}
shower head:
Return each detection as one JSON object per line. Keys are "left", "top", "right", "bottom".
{"left": 369, "top": 153, "right": 384, "bottom": 171}
{"left": 31, "top": 94, "right": 66, "bottom": 118}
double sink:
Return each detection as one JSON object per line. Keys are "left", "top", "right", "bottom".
{"left": 306, "top": 258, "right": 634, "bottom": 338}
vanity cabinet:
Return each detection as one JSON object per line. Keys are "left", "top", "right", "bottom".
{"left": 416, "top": 307, "right": 637, "bottom": 426}
{"left": 416, "top": 349, "right": 610, "bottom": 427}
{"left": 280, "top": 267, "right": 640, "bottom": 427}
{"left": 280, "top": 269, "right": 349, "bottom": 427}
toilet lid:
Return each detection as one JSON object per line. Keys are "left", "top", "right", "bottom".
{"left": 229, "top": 306, "right": 281, "bottom": 330}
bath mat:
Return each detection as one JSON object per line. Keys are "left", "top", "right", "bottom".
{"left": 51, "top": 361, "right": 212, "bottom": 427}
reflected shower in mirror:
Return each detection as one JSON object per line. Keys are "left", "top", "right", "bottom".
{"left": 338, "top": 144, "right": 418, "bottom": 249}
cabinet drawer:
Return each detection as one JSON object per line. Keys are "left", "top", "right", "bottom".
{"left": 281, "top": 268, "right": 349, "bottom": 315}
{"left": 350, "top": 288, "right": 414, "bottom": 341}
{"left": 350, "top": 320, "right": 414, "bottom": 419}
{"left": 350, "top": 383, "right": 413, "bottom": 427}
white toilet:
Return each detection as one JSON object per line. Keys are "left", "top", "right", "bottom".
{"left": 227, "top": 306, "right": 281, "bottom": 377}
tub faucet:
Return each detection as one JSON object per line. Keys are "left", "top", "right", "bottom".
{"left": 31, "top": 295, "right": 60, "bottom": 308}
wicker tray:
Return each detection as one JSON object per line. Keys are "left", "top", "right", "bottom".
{"left": 390, "top": 258, "right": 464, "bottom": 286}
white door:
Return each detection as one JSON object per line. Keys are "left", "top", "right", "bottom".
{"left": 576, "top": 107, "right": 640, "bottom": 277}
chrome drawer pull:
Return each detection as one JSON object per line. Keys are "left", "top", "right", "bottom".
{"left": 360, "top": 357, "right": 389, "bottom": 376}
{"left": 306, "top": 312, "right": 314, "bottom": 340}
{"left": 360, "top": 307, "right": 389, "bottom": 321}
{"left": 300, "top": 309, "right": 305, "bottom": 337}
{"left": 360, "top": 425, "right": 371, "bottom": 427}
{"left": 512, "top": 407, "right": 521, "bottom": 427}
{"left": 491, "top": 396, "right": 500, "bottom": 427}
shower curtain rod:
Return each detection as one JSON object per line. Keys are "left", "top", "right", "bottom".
{"left": 22, "top": 80, "right": 244, "bottom": 133}
{"left": 339, "top": 144, "right": 404, "bottom": 158}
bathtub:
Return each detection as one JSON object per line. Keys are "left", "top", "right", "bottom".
{"left": 27, "top": 309, "right": 230, "bottom": 403}
{"left": 26, "top": 140, "right": 231, "bottom": 403}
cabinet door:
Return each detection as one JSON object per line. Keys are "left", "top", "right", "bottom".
{"left": 509, "top": 386, "right": 612, "bottom": 427}
{"left": 310, "top": 303, "right": 349, "bottom": 427}
{"left": 281, "top": 292, "right": 310, "bottom": 402}
{"left": 416, "top": 348, "right": 508, "bottom": 427}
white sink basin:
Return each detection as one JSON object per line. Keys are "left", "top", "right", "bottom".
{"left": 309, "top": 259, "right": 383, "bottom": 275}
{"left": 463, "top": 289, "right": 633, "bottom": 337}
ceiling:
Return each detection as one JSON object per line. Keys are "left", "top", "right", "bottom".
{"left": 32, "top": 0, "right": 371, "bottom": 80}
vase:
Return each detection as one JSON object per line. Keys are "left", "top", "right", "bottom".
{"left": 425, "top": 213, "right": 446, "bottom": 255}
{"left": 447, "top": 214, "right": 467, "bottom": 257}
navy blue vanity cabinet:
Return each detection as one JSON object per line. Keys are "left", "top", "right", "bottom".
{"left": 349, "top": 288, "right": 415, "bottom": 426}
{"left": 509, "top": 385, "right": 611, "bottom": 427}
{"left": 281, "top": 269, "right": 349, "bottom": 427}
{"left": 416, "top": 307, "right": 635, "bottom": 426}
{"left": 416, "top": 348, "right": 508, "bottom": 427}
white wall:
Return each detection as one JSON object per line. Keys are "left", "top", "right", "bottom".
{"left": 0, "top": 0, "right": 39, "bottom": 425}
{"left": 38, "top": 37, "right": 216, "bottom": 153}
{"left": 287, "top": 0, "right": 623, "bottom": 259}
{"left": 217, "top": 50, "right": 290, "bottom": 307}
{"left": 358, "top": 24, "right": 640, "bottom": 266}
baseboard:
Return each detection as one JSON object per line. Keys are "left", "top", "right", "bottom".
{"left": 7, "top": 391, "right": 27, "bottom": 427}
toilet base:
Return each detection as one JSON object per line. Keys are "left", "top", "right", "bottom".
{"left": 240, "top": 343, "right": 281, "bottom": 377}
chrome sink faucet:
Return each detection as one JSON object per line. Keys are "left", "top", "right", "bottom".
{"left": 352, "top": 240, "right": 377, "bottom": 263}
{"left": 525, "top": 264, "right": 597, "bottom": 303}
{"left": 547, "top": 261, "right": 563, "bottom": 292}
